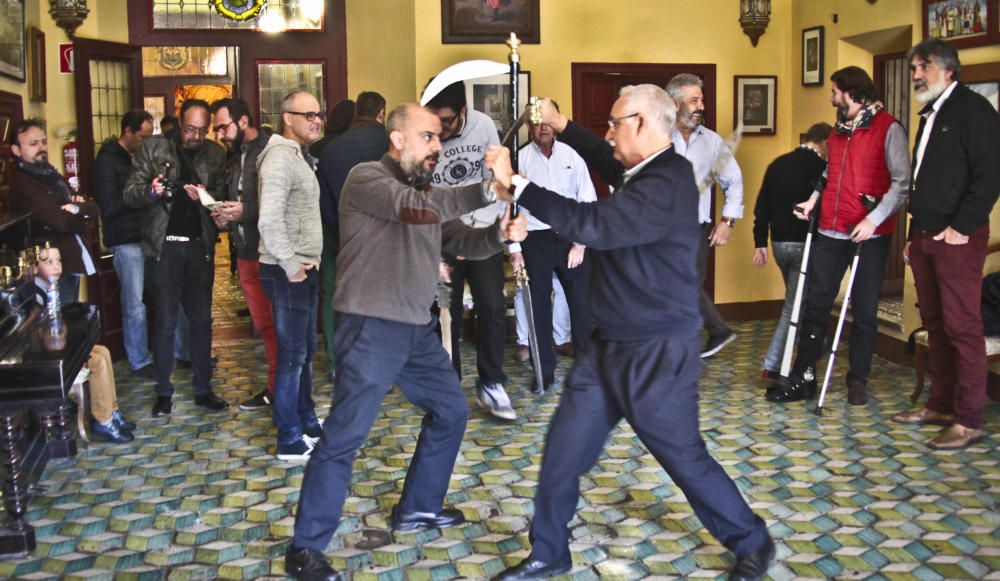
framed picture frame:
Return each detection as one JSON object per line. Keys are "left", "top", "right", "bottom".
{"left": 0, "top": 0, "right": 26, "bottom": 82}
{"left": 734, "top": 75, "right": 776, "bottom": 136}
{"left": 466, "top": 71, "right": 531, "bottom": 145}
{"left": 441, "top": 0, "right": 540, "bottom": 44}
{"left": 922, "top": 0, "right": 999, "bottom": 49}
{"left": 968, "top": 81, "right": 999, "bottom": 111}
{"left": 802, "top": 26, "right": 824, "bottom": 86}
{"left": 28, "top": 27, "right": 44, "bottom": 102}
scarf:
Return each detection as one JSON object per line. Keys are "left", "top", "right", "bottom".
{"left": 16, "top": 159, "right": 72, "bottom": 202}
{"left": 834, "top": 101, "right": 883, "bottom": 135}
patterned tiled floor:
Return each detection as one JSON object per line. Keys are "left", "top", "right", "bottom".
{"left": 1, "top": 262, "right": 997, "bottom": 580}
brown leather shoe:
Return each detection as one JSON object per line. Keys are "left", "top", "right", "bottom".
{"left": 928, "top": 423, "right": 984, "bottom": 450}
{"left": 513, "top": 345, "right": 530, "bottom": 363}
{"left": 554, "top": 342, "right": 574, "bottom": 358}
{"left": 892, "top": 407, "right": 954, "bottom": 426}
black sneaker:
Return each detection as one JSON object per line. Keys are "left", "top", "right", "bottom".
{"left": 285, "top": 546, "right": 342, "bottom": 581}
{"left": 112, "top": 409, "right": 137, "bottom": 432}
{"left": 766, "top": 375, "right": 816, "bottom": 403}
{"left": 175, "top": 358, "right": 192, "bottom": 370}
{"left": 194, "top": 393, "right": 228, "bottom": 411}
{"left": 131, "top": 364, "right": 155, "bottom": 380}
{"left": 91, "top": 419, "right": 134, "bottom": 443}
{"left": 239, "top": 390, "right": 272, "bottom": 410}
{"left": 277, "top": 438, "right": 313, "bottom": 461}
{"left": 152, "top": 396, "right": 172, "bottom": 417}
{"left": 701, "top": 330, "right": 738, "bottom": 358}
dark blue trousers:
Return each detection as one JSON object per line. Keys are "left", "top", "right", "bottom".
{"left": 292, "top": 312, "right": 469, "bottom": 552}
{"left": 528, "top": 332, "right": 769, "bottom": 563}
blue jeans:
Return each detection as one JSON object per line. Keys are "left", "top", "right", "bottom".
{"left": 260, "top": 264, "right": 320, "bottom": 446}
{"left": 763, "top": 242, "right": 805, "bottom": 372}
{"left": 112, "top": 243, "right": 153, "bottom": 370}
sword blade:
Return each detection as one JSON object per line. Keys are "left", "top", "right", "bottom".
{"left": 518, "top": 274, "right": 545, "bottom": 393}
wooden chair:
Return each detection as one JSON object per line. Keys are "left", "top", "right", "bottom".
{"left": 911, "top": 242, "right": 1000, "bottom": 403}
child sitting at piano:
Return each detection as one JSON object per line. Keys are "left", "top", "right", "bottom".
{"left": 34, "top": 243, "right": 136, "bottom": 444}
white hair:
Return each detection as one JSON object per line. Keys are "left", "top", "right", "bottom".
{"left": 618, "top": 84, "right": 676, "bottom": 134}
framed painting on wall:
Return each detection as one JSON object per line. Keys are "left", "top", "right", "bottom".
{"left": 0, "top": 0, "right": 26, "bottom": 82}
{"left": 442, "top": 0, "right": 540, "bottom": 44}
{"left": 923, "top": 0, "right": 1000, "bottom": 49}
{"left": 28, "top": 27, "right": 44, "bottom": 102}
{"left": 802, "top": 26, "right": 824, "bottom": 86}
{"left": 465, "top": 72, "right": 530, "bottom": 145}
{"left": 734, "top": 75, "right": 776, "bottom": 136}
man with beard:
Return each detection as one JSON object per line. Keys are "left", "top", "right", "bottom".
{"left": 93, "top": 110, "right": 156, "bottom": 378}
{"left": 766, "top": 66, "right": 909, "bottom": 405}
{"left": 10, "top": 119, "right": 99, "bottom": 307}
{"left": 209, "top": 97, "right": 277, "bottom": 411}
{"left": 256, "top": 91, "right": 326, "bottom": 461}
{"left": 665, "top": 74, "right": 744, "bottom": 358}
{"left": 484, "top": 86, "right": 773, "bottom": 581}
{"left": 283, "top": 103, "right": 526, "bottom": 580}
{"left": 125, "top": 99, "right": 230, "bottom": 416}
{"left": 893, "top": 39, "right": 1000, "bottom": 450}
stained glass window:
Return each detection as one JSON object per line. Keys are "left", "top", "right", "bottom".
{"left": 151, "top": 0, "right": 323, "bottom": 31}
{"left": 142, "top": 46, "right": 232, "bottom": 77}
{"left": 257, "top": 62, "right": 325, "bottom": 130}
{"left": 90, "top": 60, "right": 131, "bottom": 153}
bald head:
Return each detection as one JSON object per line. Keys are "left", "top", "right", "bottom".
{"left": 387, "top": 102, "right": 443, "bottom": 181}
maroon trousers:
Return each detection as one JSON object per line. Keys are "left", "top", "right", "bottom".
{"left": 909, "top": 226, "right": 989, "bottom": 429}
{"left": 238, "top": 258, "right": 278, "bottom": 395}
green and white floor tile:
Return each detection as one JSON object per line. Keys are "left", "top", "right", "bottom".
{"left": 2, "top": 271, "right": 997, "bottom": 580}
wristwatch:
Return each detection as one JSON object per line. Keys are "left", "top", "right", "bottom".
{"left": 723, "top": 217, "right": 736, "bottom": 228}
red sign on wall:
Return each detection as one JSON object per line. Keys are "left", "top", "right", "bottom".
{"left": 59, "top": 44, "right": 74, "bottom": 74}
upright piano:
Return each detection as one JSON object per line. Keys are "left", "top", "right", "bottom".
{"left": 0, "top": 211, "right": 99, "bottom": 557}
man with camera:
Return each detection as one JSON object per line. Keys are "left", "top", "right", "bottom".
{"left": 125, "top": 99, "right": 229, "bottom": 417}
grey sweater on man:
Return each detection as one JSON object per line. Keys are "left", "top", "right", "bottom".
{"left": 257, "top": 134, "right": 322, "bottom": 279}
{"left": 334, "top": 154, "right": 503, "bottom": 325}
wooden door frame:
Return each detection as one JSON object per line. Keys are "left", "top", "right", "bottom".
{"left": 0, "top": 90, "right": 24, "bottom": 214}
{"left": 873, "top": 50, "right": 910, "bottom": 297}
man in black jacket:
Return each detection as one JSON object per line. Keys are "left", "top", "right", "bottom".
{"left": 752, "top": 122, "right": 831, "bottom": 379}
{"left": 210, "top": 98, "right": 277, "bottom": 410}
{"left": 93, "top": 110, "right": 155, "bottom": 378}
{"left": 893, "top": 39, "right": 1000, "bottom": 450}
{"left": 316, "top": 91, "right": 388, "bottom": 380}
{"left": 484, "top": 86, "right": 773, "bottom": 581}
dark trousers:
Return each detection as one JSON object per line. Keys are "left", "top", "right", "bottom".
{"left": 697, "top": 223, "right": 731, "bottom": 338}
{"left": 292, "top": 313, "right": 469, "bottom": 552}
{"left": 260, "top": 264, "right": 320, "bottom": 446}
{"left": 528, "top": 332, "right": 769, "bottom": 564}
{"left": 522, "top": 230, "right": 592, "bottom": 378}
{"left": 793, "top": 233, "right": 891, "bottom": 383}
{"left": 148, "top": 240, "right": 214, "bottom": 397}
{"left": 446, "top": 252, "right": 506, "bottom": 383}
{"left": 910, "top": 226, "right": 989, "bottom": 429}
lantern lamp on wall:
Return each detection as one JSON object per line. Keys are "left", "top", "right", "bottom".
{"left": 739, "top": 0, "right": 771, "bottom": 47}
{"left": 48, "top": 0, "right": 90, "bottom": 38}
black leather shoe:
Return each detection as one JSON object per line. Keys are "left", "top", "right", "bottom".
{"left": 766, "top": 376, "right": 816, "bottom": 403}
{"left": 91, "top": 419, "right": 134, "bottom": 443}
{"left": 285, "top": 547, "right": 342, "bottom": 581}
{"left": 390, "top": 506, "right": 465, "bottom": 531}
{"left": 152, "top": 396, "right": 172, "bottom": 417}
{"left": 730, "top": 537, "right": 775, "bottom": 581}
{"left": 495, "top": 558, "right": 572, "bottom": 580}
{"left": 195, "top": 393, "right": 228, "bottom": 411}
{"left": 846, "top": 375, "right": 868, "bottom": 406}
{"left": 112, "top": 409, "right": 137, "bottom": 432}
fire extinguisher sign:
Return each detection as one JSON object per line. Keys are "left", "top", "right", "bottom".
{"left": 59, "top": 44, "right": 74, "bottom": 74}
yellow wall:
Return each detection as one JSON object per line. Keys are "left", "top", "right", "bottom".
{"left": 345, "top": 0, "right": 416, "bottom": 110}
{"left": 0, "top": 0, "right": 128, "bottom": 169}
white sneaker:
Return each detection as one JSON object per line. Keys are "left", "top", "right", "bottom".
{"left": 476, "top": 381, "right": 517, "bottom": 420}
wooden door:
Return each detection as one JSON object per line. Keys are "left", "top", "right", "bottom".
{"left": 874, "top": 51, "right": 910, "bottom": 297}
{"left": 74, "top": 38, "right": 144, "bottom": 359}
{"left": 0, "top": 91, "right": 24, "bottom": 215}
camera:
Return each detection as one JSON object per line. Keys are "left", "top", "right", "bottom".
{"left": 159, "top": 161, "right": 184, "bottom": 201}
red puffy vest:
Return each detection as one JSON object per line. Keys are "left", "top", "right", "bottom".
{"left": 820, "top": 110, "right": 897, "bottom": 235}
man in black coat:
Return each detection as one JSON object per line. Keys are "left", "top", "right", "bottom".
{"left": 484, "top": 86, "right": 774, "bottom": 581}
{"left": 316, "top": 91, "right": 388, "bottom": 378}
{"left": 93, "top": 110, "right": 155, "bottom": 377}
{"left": 893, "top": 39, "right": 1000, "bottom": 450}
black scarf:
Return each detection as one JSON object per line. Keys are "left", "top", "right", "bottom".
{"left": 16, "top": 159, "right": 72, "bottom": 202}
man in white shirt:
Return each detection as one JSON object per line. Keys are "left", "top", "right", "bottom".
{"left": 666, "top": 74, "right": 744, "bottom": 358}
{"left": 509, "top": 114, "right": 597, "bottom": 399}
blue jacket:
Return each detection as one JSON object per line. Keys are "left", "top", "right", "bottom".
{"left": 517, "top": 121, "right": 702, "bottom": 341}
{"left": 316, "top": 121, "right": 389, "bottom": 238}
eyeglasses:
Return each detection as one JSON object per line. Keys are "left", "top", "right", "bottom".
{"left": 213, "top": 121, "right": 235, "bottom": 134}
{"left": 182, "top": 125, "right": 209, "bottom": 136}
{"left": 607, "top": 112, "right": 640, "bottom": 130}
{"left": 286, "top": 111, "right": 326, "bottom": 122}
{"left": 437, "top": 113, "right": 461, "bottom": 127}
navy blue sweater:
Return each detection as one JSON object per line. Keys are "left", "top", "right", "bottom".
{"left": 517, "top": 121, "right": 701, "bottom": 341}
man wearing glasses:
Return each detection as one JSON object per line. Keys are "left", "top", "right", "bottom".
{"left": 256, "top": 91, "right": 326, "bottom": 461}
{"left": 425, "top": 79, "right": 513, "bottom": 410}
{"left": 484, "top": 86, "right": 773, "bottom": 581}
{"left": 125, "top": 99, "right": 229, "bottom": 417}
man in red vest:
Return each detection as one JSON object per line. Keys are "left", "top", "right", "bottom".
{"left": 767, "top": 66, "right": 910, "bottom": 405}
